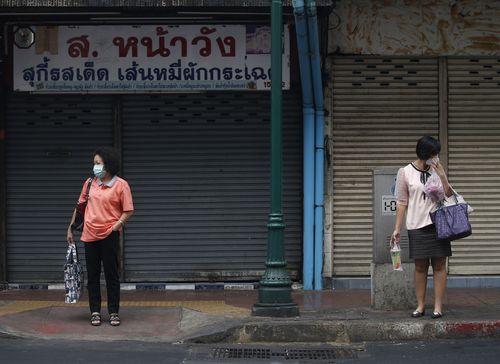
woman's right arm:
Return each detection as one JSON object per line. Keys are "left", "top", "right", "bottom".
{"left": 391, "top": 167, "right": 408, "bottom": 244}
{"left": 67, "top": 208, "right": 77, "bottom": 244}
{"left": 391, "top": 204, "right": 407, "bottom": 244}
{"left": 67, "top": 179, "right": 91, "bottom": 244}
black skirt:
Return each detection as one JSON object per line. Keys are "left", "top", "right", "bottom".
{"left": 407, "top": 224, "right": 452, "bottom": 259}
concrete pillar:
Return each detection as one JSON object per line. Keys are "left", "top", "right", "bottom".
{"left": 371, "top": 263, "right": 416, "bottom": 310}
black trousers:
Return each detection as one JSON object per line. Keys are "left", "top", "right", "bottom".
{"left": 84, "top": 231, "right": 120, "bottom": 314}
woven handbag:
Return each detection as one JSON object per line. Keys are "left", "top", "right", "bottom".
{"left": 430, "top": 194, "right": 472, "bottom": 242}
{"left": 64, "top": 244, "right": 84, "bottom": 304}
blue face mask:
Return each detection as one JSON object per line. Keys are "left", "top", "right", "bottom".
{"left": 93, "top": 164, "right": 106, "bottom": 179}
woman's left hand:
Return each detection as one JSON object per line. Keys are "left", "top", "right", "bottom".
{"left": 430, "top": 160, "right": 453, "bottom": 197}
{"left": 430, "top": 160, "right": 446, "bottom": 178}
{"left": 112, "top": 222, "right": 121, "bottom": 231}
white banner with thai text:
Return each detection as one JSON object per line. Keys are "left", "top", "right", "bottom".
{"left": 13, "top": 24, "right": 290, "bottom": 92}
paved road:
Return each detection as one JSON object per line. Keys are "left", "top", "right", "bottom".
{"left": 1, "top": 335, "right": 499, "bottom": 363}
{"left": 354, "top": 338, "right": 500, "bottom": 364}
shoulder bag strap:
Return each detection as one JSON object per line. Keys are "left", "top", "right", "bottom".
{"left": 83, "top": 177, "right": 93, "bottom": 203}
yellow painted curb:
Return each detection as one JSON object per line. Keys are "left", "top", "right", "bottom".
{"left": 0, "top": 300, "right": 250, "bottom": 317}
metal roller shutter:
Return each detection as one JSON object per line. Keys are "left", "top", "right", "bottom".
{"left": 6, "top": 94, "right": 113, "bottom": 282}
{"left": 331, "top": 57, "right": 439, "bottom": 276}
{"left": 122, "top": 92, "right": 302, "bottom": 281}
{"left": 447, "top": 58, "right": 500, "bottom": 275}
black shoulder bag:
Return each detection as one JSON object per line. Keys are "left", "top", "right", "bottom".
{"left": 71, "top": 177, "right": 93, "bottom": 232}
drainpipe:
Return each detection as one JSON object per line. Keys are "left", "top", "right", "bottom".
{"left": 292, "top": 0, "right": 315, "bottom": 290}
{"left": 306, "top": 0, "right": 324, "bottom": 290}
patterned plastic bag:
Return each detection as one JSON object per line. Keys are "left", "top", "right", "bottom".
{"left": 64, "top": 244, "right": 84, "bottom": 304}
{"left": 424, "top": 172, "right": 445, "bottom": 202}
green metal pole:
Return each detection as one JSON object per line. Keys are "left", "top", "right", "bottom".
{"left": 252, "top": 0, "right": 299, "bottom": 317}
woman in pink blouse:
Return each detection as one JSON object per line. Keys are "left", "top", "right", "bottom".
{"left": 391, "top": 136, "right": 453, "bottom": 319}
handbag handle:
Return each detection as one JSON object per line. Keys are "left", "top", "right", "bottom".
{"left": 450, "top": 189, "right": 460, "bottom": 204}
{"left": 66, "top": 243, "right": 79, "bottom": 264}
{"left": 437, "top": 190, "right": 460, "bottom": 209}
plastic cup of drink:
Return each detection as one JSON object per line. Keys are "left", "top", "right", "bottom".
{"left": 390, "top": 243, "right": 403, "bottom": 271}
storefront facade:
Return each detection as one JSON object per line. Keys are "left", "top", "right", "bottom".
{"left": 0, "top": 1, "right": 332, "bottom": 284}
{"left": 324, "top": 0, "right": 500, "bottom": 280}
{"left": 2, "top": 0, "right": 498, "bottom": 286}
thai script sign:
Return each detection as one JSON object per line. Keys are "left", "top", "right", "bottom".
{"left": 13, "top": 25, "right": 290, "bottom": 92}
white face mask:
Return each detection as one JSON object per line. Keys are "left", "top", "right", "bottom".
{"left": 93, "top": 164, "right": 106, "bottom": 179}
{"left": 426, "top": 156, "right": 439, "bottom": 166}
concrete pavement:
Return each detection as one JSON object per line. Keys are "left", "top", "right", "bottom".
{"left": 0, "top": 288, "right": 499, "bottom": 343}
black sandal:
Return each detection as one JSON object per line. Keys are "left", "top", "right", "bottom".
{"left": 431, "top": 311, "right": 443, "bottom": 319}
{"left": 109, "top": 313, "right": 121, "bottom": 326}
{"left": 90, "top": 312, "right": 101, "bottom": 326}
{"left": 411, "top": 309, "right": 425, "bottom": 318}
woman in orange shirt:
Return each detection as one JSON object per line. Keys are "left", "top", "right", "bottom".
{"left": 67, "top": 147, "right": 134, "bottom": 327}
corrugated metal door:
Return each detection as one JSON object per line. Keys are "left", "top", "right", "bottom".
{"left": 6, "top": 94, "right": 113, "bottom": 282}
{"left": 122, "top": 92, "right": 302, "bottom": 281}
{"left": 447, "top": 58, "right": 500, "bottom": 275}
{"left": 331, "top": 57, "right": 439, "bottom": 275}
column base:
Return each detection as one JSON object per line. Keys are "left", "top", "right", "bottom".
{"left": 252, "top": 303, "right": 299, "bottom": 317}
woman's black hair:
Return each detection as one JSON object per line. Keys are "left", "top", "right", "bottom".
{"left": 416, "top": 136, "right": 441, "bottom": 161}
{"left": 93, "top": 147, "right": 120, "bottom": 176}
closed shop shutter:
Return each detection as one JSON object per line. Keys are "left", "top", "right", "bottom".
{"left": 122, "top": 92, "right": 302, "bottom": 281}
{"left": 447, "top": 58, "right": 500, "bottom": 275}
{"left": 6, "top": 94, "right": 113, "bottom": 282}
{"left": 331, "top": 57, "right": 439, "bottom": 275}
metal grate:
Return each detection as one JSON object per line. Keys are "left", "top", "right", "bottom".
{"left": 6, "top": 94, "right": 113, "bottom": 282}
{"left": 447, "top": 57, "right": 500, "bottom": 275}
{"left": 121, "top": 92, "right": 302, "bottom": 282}
{"left": 211, "top": 347, "right": 357, "bottom": 360}
{"left": 331, "top": 56, "right": 439, "bottom": 276}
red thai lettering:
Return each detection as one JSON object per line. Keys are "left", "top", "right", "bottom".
{"left": 156, "top": 26, "right": 169, "bottom": 36}
{"left": 216, "top": 36, "right": 236, "bottom": 57}
{"left": 191, "top": 27, "right": 218, "bottom": 57}
{"left": 200, "top": 27, "right": 217, "bottom": 35}
{"left": 67, "top": 36, "right": 90, "bottom": 58}
{"left": 113, "top": 37, "right": 139, "bottom": 57}
{"left": 170, "top": 37, "right": 187, "bottom": 57}
{"left": 140, "top": 37, "right": 170, "bottom": 57}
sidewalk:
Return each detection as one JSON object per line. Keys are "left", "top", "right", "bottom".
{"left": 0, "top": 288, "right": 499, "bottom": 343}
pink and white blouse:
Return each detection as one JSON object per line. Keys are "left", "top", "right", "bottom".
{"left": 395, "top": 163, "right": 439, "bottom": 230}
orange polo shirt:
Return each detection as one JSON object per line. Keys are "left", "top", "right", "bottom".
{"left": 79, "top": 176, "right": 134, "bottom": 243}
